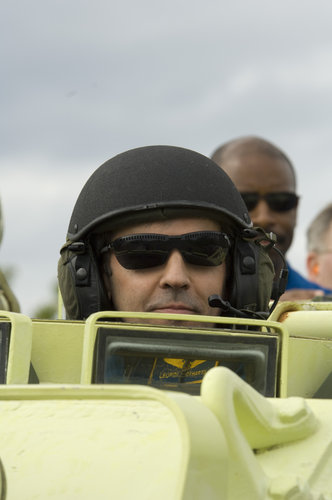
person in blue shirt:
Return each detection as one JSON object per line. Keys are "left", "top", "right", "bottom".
{"left": 211, "top": 135, "right": 329, "bottom": 300}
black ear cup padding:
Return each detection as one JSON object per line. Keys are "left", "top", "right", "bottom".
{"left": 58, "top": 242, "right": 109, "bottom": 320}
{"left": 229, "top": 238, "right": 274, "bottom": 313}
{"left": 230, "top": 238, "right": 257, "bottom": 311}
{"left": 72, "top": 252, "right": 101, "bottom": 319}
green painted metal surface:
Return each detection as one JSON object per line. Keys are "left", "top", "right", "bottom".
{"left": 0, "top": 302, "right": 331, "bottom": 498}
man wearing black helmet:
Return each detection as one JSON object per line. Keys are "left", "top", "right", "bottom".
{"left": 58, "top": 145, "right": 276, "bottom": 324}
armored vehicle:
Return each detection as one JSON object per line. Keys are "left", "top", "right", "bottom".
{"left": 0, "top": 300, "right": 331, "bottom": 499}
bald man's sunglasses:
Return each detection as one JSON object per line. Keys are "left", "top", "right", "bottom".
{"left": 101, "top": 231, "right": 231, "bottom": 270}
{"left": 240, "top": 192, "right": 299, "bottom": 212}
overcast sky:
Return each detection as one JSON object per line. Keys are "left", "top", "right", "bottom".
{"left": 2, "top": 0, "right": 332, "bottom": 315}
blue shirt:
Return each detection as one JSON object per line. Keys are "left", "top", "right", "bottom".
{"left": 286, "top": 262, "right": 332, "bottom": 294}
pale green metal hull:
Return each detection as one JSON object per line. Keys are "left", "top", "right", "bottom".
{"left": 0, "top": 301, "right": 331, "bottom": 499}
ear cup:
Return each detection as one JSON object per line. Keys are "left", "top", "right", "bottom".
{"left": 58, "top": 242, "right": 110, "bottom": 320}
{"left": 229, "top": 238, "right": 274, "bottom": 313}
{"left": 229, "top": 238, "right": 257, "bottom": 311}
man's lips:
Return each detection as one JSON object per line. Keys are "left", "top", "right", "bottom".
{"left": 149, "top": 304, "right": 198, "bottom": 315}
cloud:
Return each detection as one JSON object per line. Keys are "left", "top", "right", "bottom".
{"left": 2, "top": 0, "right": 332, "bottom": 312}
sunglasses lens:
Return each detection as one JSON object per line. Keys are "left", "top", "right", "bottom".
{"left": 182, "top": 246, "right": 228, "bottom": 266}
{"left": 181, "top": 233, "right": 229, "bottom": 266}
{"left": 116, "top": 251, "right": 167, "bottom": 269}
{"left": 266, "top": 193, "right": 298, "bottom": 211}
{"left": 240, "top": 192, "right": 298, "bottom": 212}
{"left": 240, "top": 193, "right": 259, "bottom": 211}
{"left": 112, "top": 236, "right": 168, "bottom": 269}
{"left": 111, "top": 232, "right": 229, "bottom": 269}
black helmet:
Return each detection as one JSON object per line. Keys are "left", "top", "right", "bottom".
{"left": 58, "top": 145, "right": 275, "bottom": 319}
{"left": 67, "top": 145, "right": 252, "bottom": 241}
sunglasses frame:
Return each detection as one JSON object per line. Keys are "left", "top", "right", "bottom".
{"left": 101, "top": 231, "right": 231, "bottom": 270}
{"left": 240, "top": 192, "right": 299, "bottom": 212}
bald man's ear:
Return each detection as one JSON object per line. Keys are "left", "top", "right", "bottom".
{"left": 307, "top": 252, "right": 320, "bottom": 282}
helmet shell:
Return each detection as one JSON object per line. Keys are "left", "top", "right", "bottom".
{"left": 67, "top": 146, "right": 252, "bottom": 241}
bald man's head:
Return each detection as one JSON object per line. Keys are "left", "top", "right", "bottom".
{"left": 211, "top": 136, "right": 298, "bottom": 255}
{"left": 211, "top": 136, "right": 296, "bottom": 186}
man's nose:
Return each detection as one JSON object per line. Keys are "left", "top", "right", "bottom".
{"left": 250, "top": 199, "right": 277, "bottom": 229}
{"left": 159, "top": 250, "right": 190, "bottom": 289}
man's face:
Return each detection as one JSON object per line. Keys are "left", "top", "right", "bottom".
{"left": 105, "top": 217, "right": 227, "bottom": 326}
{"left": 221, "top": 153, "right": 297, "bottom": 255}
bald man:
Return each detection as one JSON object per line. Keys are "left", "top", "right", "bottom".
{"left": 211, "top": 136, "right": 327, "bottom": 300}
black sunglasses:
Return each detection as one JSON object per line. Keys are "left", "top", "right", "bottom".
{"left": 240, "top": 192, "right": 299, "bottom": 212}
{"left": 101, "top": 231, "right": 231, "bottom": 270}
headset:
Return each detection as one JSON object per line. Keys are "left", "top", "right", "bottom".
{"left": 58, "top": 226, "right": 286, "bottom": 320}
